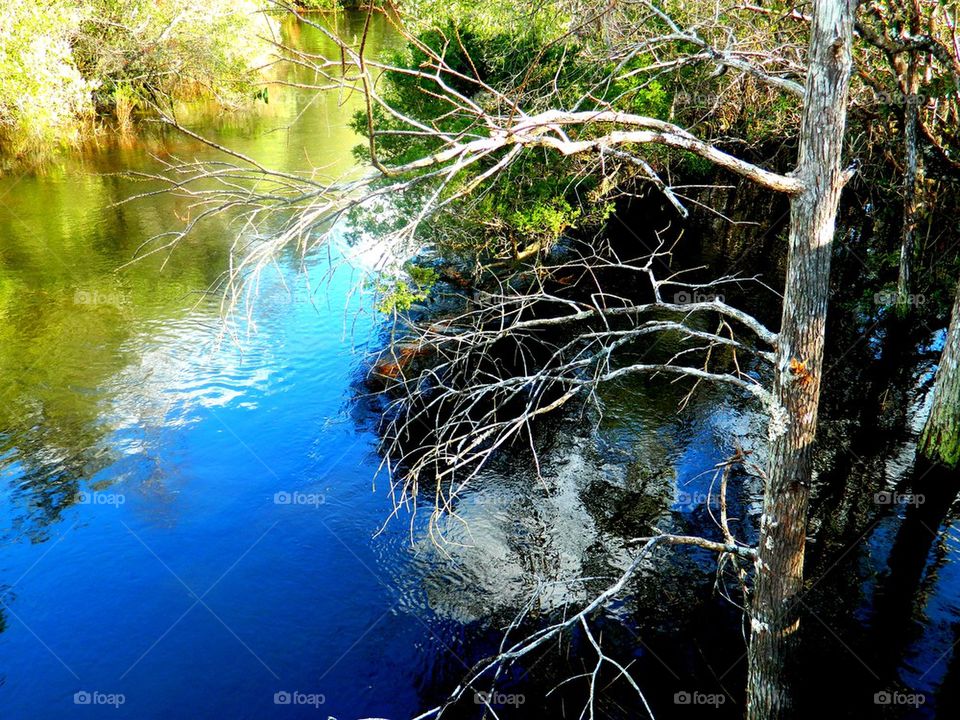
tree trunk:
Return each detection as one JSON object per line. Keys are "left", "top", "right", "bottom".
{"left": 918, "top": 279, "right": 960, "bottom": 468}
{"left": 746, "top": 2, "right": 855, "bottom": 718}
{"left": 897, "top": 55, "right": 920, "bottom": 312}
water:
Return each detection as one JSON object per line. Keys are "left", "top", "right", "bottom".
{"left": 0, "top": 14, "right": 440, "bottom": 719}
{"left": 1, "top": 12, "right": 959, "bottom": 720}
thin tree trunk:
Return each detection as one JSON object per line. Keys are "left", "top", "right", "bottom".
{"left": 746, "top": 1, "right": 855, "bottom": 717}
{"left": 919, "top": 279, "right": 960, "bottom": 468}
{"left": 898, "top": 0, "right": 925, "bottom": 312}
{"left": 898, "top": 55, "right": 920, "bottom": 311}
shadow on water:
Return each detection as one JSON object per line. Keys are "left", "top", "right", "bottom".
{"left": 371, "top": 190, "right": 960, "bottom": 718}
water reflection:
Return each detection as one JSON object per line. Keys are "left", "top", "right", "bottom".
{"left": 0, "top": 13, "right": 399, "bottom": 544}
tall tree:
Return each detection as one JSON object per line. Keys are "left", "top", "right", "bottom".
{"left": 899, "top": 48, "right": 921, "bottom": 309}
{"left": 855, "top": 0, "right": 960, "bottom": 309}
{"left": 747, "top": 2, "right": 856, "bottom": 716}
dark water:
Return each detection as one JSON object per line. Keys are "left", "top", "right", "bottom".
{"left": 0, "top": 12, "right": 958, "bottom": 720}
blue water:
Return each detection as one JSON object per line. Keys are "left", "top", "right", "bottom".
{"left": 0, "top": 253, "right": 453, "bottom": 718}
{"left": 0, "top": 15, "right": 460, "bottom": 715}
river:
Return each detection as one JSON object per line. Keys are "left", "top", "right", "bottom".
{"left": 0, "top": 11, "right": 958, "bottom": 720}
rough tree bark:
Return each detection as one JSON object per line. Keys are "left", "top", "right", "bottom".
{"left": 746, "top": 1, "right": 856, "bottom": 718}
{"left": 919, "top": 278, "right": 960, "bottom": 468}
{"left": 897, "top": 0, "right": 925, "bottom": 311}
{"left": 898, "top": 53, "right": 920, "bottom": 310}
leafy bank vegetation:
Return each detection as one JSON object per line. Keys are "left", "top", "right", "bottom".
{"left": 0, "top": 1, "right": 274, "bottom": 157}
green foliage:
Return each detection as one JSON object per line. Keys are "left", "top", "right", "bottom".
{"left": 0, "top": 3, "right": 95, "bottom": 154}
{"left": 74, "top": 0, "right": 273, "bottom": 109}
{"left": 677, "top": 151, "right": 714, "bottom": 178}
{"left": 0, "top": 0, "right": 274, "bottom": 157}
{"left": 293, "top": 0, "right": 341, "bottom": 8}
{"left": 292, "top": 0, "right": 382, "bottom": 9}
{"left": 375, "top": 263, "right": 439, "bottom": 313}
{"left": 349, "top": 0, "right": 669, "bottom": 262}
{"left": 508, "top": 198, "right": 581, "bottom": 244}
{"left": 405, "top": 0, "right": 572, "bottom": 46}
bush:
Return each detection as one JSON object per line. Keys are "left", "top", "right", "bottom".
{"left": 73, "top": 0, "right": 274, "bottom": 110}
{"left": 0, "top": 3, "right": 95, "bottom": 154}
{"left": 0, "top": 0, "right": 275, "bottom": 157}
{"left": 347, "top": 0, "right": 656, "bottom": 264}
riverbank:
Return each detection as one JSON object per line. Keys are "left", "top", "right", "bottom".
{"left": 0, "top": 1, "right": 279, "bottom": 165}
